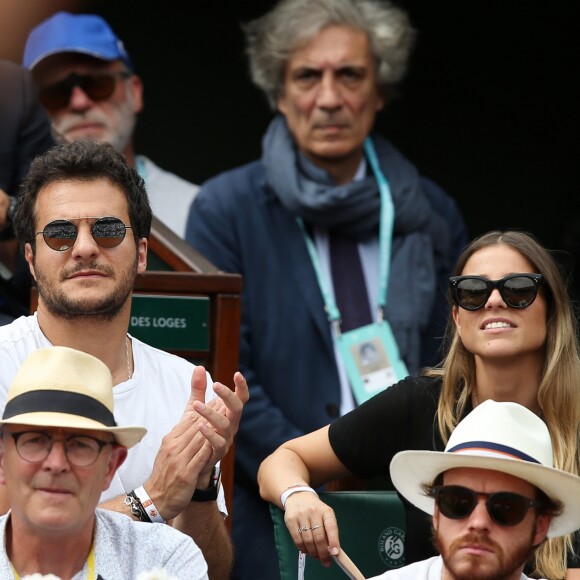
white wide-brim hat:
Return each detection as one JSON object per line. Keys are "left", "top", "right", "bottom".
{"left": 0, "top": 346, "right": 146, "bottom": 449}
{"left": 390, "top": 399, "right": 580, "bottom": 538}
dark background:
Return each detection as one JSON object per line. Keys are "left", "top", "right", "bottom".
{"left": 1, "top": 1, "right": 579, "bottom": 269}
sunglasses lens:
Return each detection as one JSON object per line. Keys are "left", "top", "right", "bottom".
{"left": 39, "top": 74, "right": 118, "bottom": 110}
{"left": 83, "top": 75, "right": 117, "bottom": 101}
{"left": 434, "top": 486, "right": 536, "bottom": 526}
{"left": 92, "top": 218, "right": 128, "bottom": 248}
{"left": 487, "top": 492, "right": 530, "bottom": 526}
{"left": 436, "top": 486, "right": 475, "bottom": 519}
{"left": 455, "top": 278, "right": 490, "bottom": 310}
{"left": 39, "top": 81, "right": 71, "bottom": 110}
{"left": 42, "top": 220, "right": 77, "bottom": 251}
{"left": 502, "top": 276, "right": 538, "bottom": 308}
{"left": 40, "top": 218, "right": 128, "bottom": 251}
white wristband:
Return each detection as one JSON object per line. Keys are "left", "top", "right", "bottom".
{"left": 134, "top": 486, "right": 166, "bottom": 524}
{"left": 280, "top": 486, "right": 317, "bottom": 509}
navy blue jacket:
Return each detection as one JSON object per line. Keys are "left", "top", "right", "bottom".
{"left": 186, "top": 156, "right": 467, "bottom": 579}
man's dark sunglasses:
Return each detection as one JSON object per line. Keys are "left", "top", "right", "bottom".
{"left": 35, "top": 217, "right": 132, "bottom": 252}
{"left": 449, "top": 273, "right": 544, "bottom": 311}
{"left": 38, "top": 71, "right": 131, "bottom": 110}
{"left": 431, "top": 485, "right": 543, "bottom": 526}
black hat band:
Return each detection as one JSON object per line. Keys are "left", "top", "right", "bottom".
{"left": 2, "top": 390, "right": 117, "bottom": 426}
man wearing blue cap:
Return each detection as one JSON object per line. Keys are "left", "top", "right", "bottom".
{"left": 23, "top": 11, "right": 199, "bottom": 239}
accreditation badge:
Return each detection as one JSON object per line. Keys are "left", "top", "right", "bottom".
{"left": 336, "top": 320, "right": 408, "bottom": 405}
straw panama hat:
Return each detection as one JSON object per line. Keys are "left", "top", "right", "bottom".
{"left": 389, "top": 399, "right": 580, "bottom": 538}
{"left": 0, "top": 346, "right": 146, "bottom": 448}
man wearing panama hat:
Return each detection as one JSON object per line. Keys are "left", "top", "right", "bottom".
{"left": 0, "top": 346, "right": 209, "bottom": 579}
{"left": 367, "top": 400, "right": 580, "bottom": 580}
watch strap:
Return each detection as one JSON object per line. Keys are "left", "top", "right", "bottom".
{"left": 191, "top": 465, "right": 221, "bottom": 502}
{"left": 124, "top": 490, "right": 151, "bottom": 522}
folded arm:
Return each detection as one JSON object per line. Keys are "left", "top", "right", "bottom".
{"left": 257, "top": 425, "right": 351, "bottom": 567}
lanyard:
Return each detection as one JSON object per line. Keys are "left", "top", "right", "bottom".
{"left": 12, "top": 543, "right": 96, "bottom": 579}
{"left": 298, "top": 137, "right": 395, "bottom": 331}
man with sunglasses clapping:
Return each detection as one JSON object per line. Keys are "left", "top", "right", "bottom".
{"left": 0, "top": 139, "right": 249, "bottom": 579}
{"left": 22, "top": 11, "right": 199, "bottom": 239}
{"left": 366, "top": 400, "right": 580, "bottom": 580}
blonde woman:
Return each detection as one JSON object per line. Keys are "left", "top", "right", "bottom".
{"left": 258, "top": 230, "right": 580, "bottom": 579}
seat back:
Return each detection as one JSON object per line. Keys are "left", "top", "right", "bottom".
{"left": 270, "top": 491, "right": 406, "bottom": 579}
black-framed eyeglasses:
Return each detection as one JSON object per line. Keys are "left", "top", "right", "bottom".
{"left": 449, "top": 273, "right": 544, "bottom": 311}
{"left": 38, "top": 71, "right": 132, "bottom": 110}
{"left": 7, "top": 431, "right": 114, "bottom": 467}
{"left": 35, "top": 216, "right": 132, "bottom": 252}
{"left": 430, "top": 485, "right": 543, "bottom": 526}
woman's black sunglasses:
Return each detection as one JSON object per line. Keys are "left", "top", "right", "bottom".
{"left": 35, "top": 217, "right": 132, "bottom": 252}
{"left": 38, "top": 71, "right": 131, "bottom": 110}
{"left": 430, "top": 485, "right": 543, "bottom": 526}
{"left": 449, "top": 273, "right": 544, "bottom": 311}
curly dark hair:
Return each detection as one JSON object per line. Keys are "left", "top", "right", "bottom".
{"left": 14, "top": 139, "right": 152, "bottom": 251}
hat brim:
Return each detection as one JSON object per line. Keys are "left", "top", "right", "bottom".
{"left": 28, "top": 46, "right": 131, "bottom": 71}
{"left": 0, "top": 411, "right": 146, "bottom": 449}
{"left": 390, "top": 450, "right": 580, "bottom": 538}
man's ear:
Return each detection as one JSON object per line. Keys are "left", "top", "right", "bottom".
{"left": 277, "top": 93, "right": 288, "bottom": 118}
{"left": 128, "top": 74, "right": 144, "bottom": 115}
{"left": 433, "top": 506, "right": 440, "bottom": 530}
{"left": 137, "top": 238, "right": 147, "bottom": 274}
{"left": 24, "top": 243, "right": 36, "bottom": 280}
{"left": 532, "top": 514, "right": 552, "bottom": 546}
{"left": 102, "top": 446, "right": 128, "bottom": 492}
{"left": 0, "top": 440, "right": 6, "bottom": 486}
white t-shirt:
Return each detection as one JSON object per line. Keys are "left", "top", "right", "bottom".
{"left": 0, "top": 314, "right": 226, "bottom": 514}
{"left": 138, "top": 155, "right": 199, "bottom": 239}
{"left": 0, "top": 509, "right": 208, "bottom": 579}
{"left": 367, "top": 555, "right": 538, "bottom": 579}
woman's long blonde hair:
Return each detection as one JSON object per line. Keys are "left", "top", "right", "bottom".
{"left": 425, "top": 230, "right": 580, "bottom": 579}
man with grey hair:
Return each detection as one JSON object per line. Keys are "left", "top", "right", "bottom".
{"left": 186, "top": 1, "right": 467, "bottom": 577}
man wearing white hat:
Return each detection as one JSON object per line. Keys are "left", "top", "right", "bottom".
{"left": 0, "top": 346, "right": 208, "bottom": 579}
{"left": 367, "top": 400, "right": 580, "bottom": 580}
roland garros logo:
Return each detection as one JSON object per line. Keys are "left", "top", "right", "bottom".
{"left": 378, "top": 527, "right": 405, "bottom": 568}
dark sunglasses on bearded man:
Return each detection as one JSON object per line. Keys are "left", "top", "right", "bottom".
{"left": 38, "top": 71, "right": 131, "bottom": 110}
{"left": 35, "top": 217, "right": 133, "bottom": 252}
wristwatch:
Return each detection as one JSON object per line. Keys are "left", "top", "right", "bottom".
{"left": 191, "top": 466, "right": 221, "bottom": 502}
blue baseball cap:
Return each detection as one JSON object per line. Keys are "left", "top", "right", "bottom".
{"left": 23, "top": 12, "right": 133, "bottom": 71}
